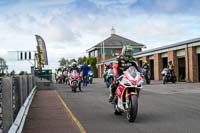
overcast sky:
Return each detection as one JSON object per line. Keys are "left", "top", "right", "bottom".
{"left": 0, "top": 0, "right": 200, "bottom": 73}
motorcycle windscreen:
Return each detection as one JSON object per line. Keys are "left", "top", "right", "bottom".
{"left": 126, "top": 66, "right": 138, "bottom": 79}
{"left": 71, "top": 70, "right": 79, "bottom": 76}
{"left": 161, "top": 68, "right": 169, "bottom": 74}
{"left": 107, "top": 69, "right": 113, "bottom": 75}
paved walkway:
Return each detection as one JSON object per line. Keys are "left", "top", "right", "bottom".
{"left": 22, "top": 90, "right": 80, "bottom": 133}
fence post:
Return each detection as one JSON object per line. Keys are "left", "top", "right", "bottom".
{"left": 2, "top": 78, "right": 13, "bottom": 132}
{"left": 18, "top": 76, "right": 23, "bottom": 106}
{"left": 27, "top": 76, "right": 30, "bottom": 95}
{"left": 22, "top": 76, "right": 28, "bottom": 104}
{"left": 29, "top": 75, "right": 33, "bottom": 92}
{"left": 31, "top": 66, "right": 35, "bottom": 87}
{"left": 13, "top": 77, "right": 21, "bottom": 121}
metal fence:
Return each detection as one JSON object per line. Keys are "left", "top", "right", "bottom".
{"left": 0, "top": 75, "right": 34, "bottom": 133}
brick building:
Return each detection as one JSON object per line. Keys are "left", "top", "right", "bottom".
{"left": 86, "top": 32, "right": 144, "bottom": 78}
{"left": 134, "top": 38, "right": 200, "bottom": 83}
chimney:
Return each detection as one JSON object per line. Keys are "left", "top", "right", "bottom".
{"left": 111, "top": 27, "right": 116, "bottom": 35}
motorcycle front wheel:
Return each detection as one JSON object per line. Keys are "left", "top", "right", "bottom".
{"left": 90, "top": 78, "right": 93, "bottom": 84}
{"left": 163, "top": 76, "right": 166, "bottom": 84}
{"left": 72, "top": 86, "right": 77, "bottom": 93}
{"left": 106, "top": 77, "right": 113, "bottom": 88}
{"left": 127, "top": 95, "right": 138, "bottom": 122}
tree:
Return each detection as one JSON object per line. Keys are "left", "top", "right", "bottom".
{"left": 19, "top": 71, "right": 28, "bottom": 75}
{"left": 10, "top": 70, "right": 16, "bottom": 76}
{"left": 87, "top": 57, "right": 97, "bottom": 66}
{"left": 58, "top": 58, "right": 69, "bottom": 67}
{"left": 77, "top": 56, "right": 87, "bottom": 65}
{"left": 0, "top": 57, "right": 8, "bottom": 76}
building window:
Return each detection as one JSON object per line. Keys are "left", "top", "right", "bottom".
{"left": 95, "top": 50, "right": 98, "bottom": 57}
{"left": 133, "top": 48, "right": 141, "bottom": 53}
{"left": 90, "top": 51, "right": 95, "bottom": 57}
{"left": 104, "top": 49, "right": 116, "bottom": 55}
{"left": 90, "top": 50, "right": 98, "bottom": 57}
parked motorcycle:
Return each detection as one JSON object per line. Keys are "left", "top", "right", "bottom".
{"left": 105, "top": 68, "right": 114, "bottom": 88}
{"left": 88, "top": 70, "right": 94, "bottom": 84}
{"left": 142, "top": 68, "right": 151, "bottom": 84}
{"left": 161, "top": 68, "right": 176, "bottom": 84}
{"left": 112, "top": 66, "right": 143, "bottom": 122}
{"left": 69, "top": 70, "right": 82, "bottom": 92}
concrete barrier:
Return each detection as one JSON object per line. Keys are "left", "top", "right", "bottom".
{"left": 21, "top": 76, "right": 28, "bottom": 104}
{"left": 0, "top": 75, "right": 35, "bottom": 133}
{"left": 2, "top": 78, "right": 13, "bottom": 132}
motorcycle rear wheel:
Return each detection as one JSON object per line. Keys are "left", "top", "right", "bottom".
{"left": 172, "top": 76, "right": 176, "bottom": 83}
{"left": 127, "top": 95, "right": 138, "bottom": 122}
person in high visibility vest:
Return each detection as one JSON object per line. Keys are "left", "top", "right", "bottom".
{"left": 168, "top": 61, "right": 174, "bottom": 75}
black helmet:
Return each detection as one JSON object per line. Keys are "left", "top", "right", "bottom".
{"left": 72, "top": 62, "right": 77, "bottom": 68}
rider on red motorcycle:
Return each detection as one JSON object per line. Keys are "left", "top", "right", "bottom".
{"left": 70, "top": 62, "right": 80, "bottom": 73}
{"left": 109, "top": 45, "right": 141, "bottom": 102}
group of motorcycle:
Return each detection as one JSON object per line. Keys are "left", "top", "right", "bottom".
{"left": 56, "top": 70, "right": 94, "bottom": 93}
{"left": 103, "top": 62, "right": 177, "bottom": 122}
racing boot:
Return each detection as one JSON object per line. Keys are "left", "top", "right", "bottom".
{"left": 108, "top": 82, "right": 117, "bottom": 103}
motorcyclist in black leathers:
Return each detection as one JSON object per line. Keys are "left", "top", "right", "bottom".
{"left": 109, "top": 45, "right": 141, "bottom": 102}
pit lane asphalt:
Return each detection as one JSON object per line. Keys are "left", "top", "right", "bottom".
{"left": 55, "top": 79, "right": 200, "bottom": 133}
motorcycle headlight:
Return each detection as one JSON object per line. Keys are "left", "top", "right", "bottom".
{"left": 137, "top": 79, "right": 144, "bottom": 87}
{"left": 124, "top": 81, "right": 131, "bottom": 86}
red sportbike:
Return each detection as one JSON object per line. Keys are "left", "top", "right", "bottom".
{"left": 69, "top": 70, "right": 82, "bottom": 92}
{"left": 112, "top": 66, "right": 144, "bottom": 122}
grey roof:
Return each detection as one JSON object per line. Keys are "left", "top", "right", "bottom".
{"left": 134, "top": 37, "right": 200, "bottom": 56}
{"left": 87, "top": 34, "right": 144, "bottom": 52}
